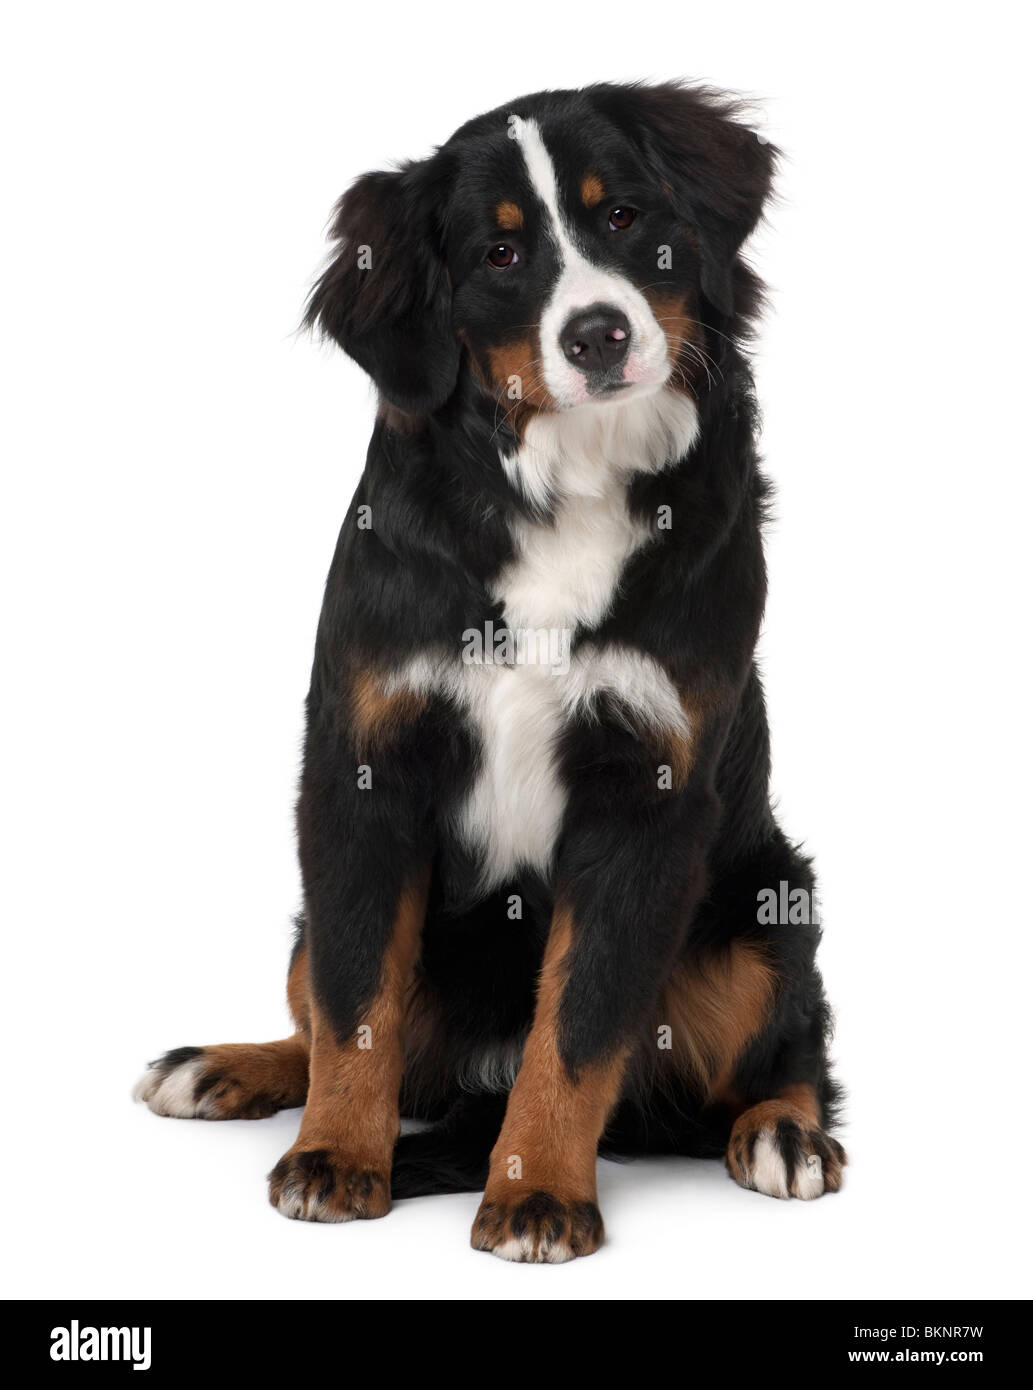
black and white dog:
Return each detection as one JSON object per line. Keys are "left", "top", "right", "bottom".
{"left": 137, "top": 82, "right": 845, "bottom": 1263}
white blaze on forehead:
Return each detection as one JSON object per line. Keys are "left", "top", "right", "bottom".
{"left": 508, "top": 114, "right": 671, "bottom": 410}
{"left": 509, "top": 116, "right": 568, "bottom": 246}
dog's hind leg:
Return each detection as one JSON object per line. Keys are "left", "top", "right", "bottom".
{"left": 655, "top": 831, "right": 847, "bottom": 1199}
{"left": 628, "top": 837, "right": 847, "bottom": 1197}
{"left": 135, "top": 1037, "right": 309, "bottom": 1120}
{"left": 134, "top": 933, "right": 311, "bottom": 1120}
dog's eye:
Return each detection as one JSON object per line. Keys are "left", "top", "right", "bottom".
{"left": 486, "top": 244, "right": 519, "bottom": 269}
{"left": 608, "top": 207, "right": 637, "bottom": 231}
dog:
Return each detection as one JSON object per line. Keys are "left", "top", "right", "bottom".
{"left": 136, "top": 82, "right": 845, "bottom": 1263}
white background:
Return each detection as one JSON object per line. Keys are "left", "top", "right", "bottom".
{"left": 3, "top": 1, "right": 1030, "bottom": 1301}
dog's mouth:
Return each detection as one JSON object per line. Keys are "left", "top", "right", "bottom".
{"left": 562, "top": 367, "right": 669, "bottom": 411}
{"left": 588, "top": 375, "right": 632, "bottom": 399}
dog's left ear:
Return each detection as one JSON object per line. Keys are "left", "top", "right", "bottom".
{"left": 304, "top": 157, "right": 459, "bottom": 414}
{"left": 597, "top": 83, "right": 777, "bottom": 318}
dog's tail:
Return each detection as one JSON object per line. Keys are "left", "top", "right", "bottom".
{"left": 391, "top": 1092, "right": 508, "bottom": 1198}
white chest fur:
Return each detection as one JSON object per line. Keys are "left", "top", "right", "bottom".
{"left": 444, "top": 643, "right": 688, "bottom": 887}
{"left": 391, "top": 388, "right": 698, "bottom": 886}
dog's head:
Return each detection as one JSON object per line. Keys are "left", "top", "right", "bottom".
{"left": 306, "top": 83, "right": 775, "bottom": 420}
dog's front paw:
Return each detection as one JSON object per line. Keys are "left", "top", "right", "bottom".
{"left": 471, "top": 1189, "right": 604, "bottom": 1263}
{"left": 268, "top": 1148, "right": 391, "bottom": 1223}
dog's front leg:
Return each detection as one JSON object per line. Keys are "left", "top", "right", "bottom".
{"left": 268, "top": 696, "right": 432, "bottom": 1223}
{"left": 471, "top": 757, "right": 718, "bottom": 1262}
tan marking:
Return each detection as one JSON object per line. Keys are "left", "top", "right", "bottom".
{"left": 461, "top": 325, "right": 554, "bottom": 432}
{"left": 727, "top": 1085, "right": 822, "bottom": 1133}
{"left": 300, "top": 875, "right": 427, "bottom": 1159}
{"left": 349, "top": 669, "right": 427, "bottom": 755}
{"left": 650, "top": 681, "right": 734, "bottom": 792}
{"left": 287, "top": 943, "right": 310, "bottom": 1034}
{"left": 644, "top": 289, "right": 699, "bottom": 379}
{"left": 485, "top": 338, "right": 554, "bottom": 413}
{"left": 285, "top": 872, "right": 430, "bottom": 1177}
{"left": 482, "top": 908, "right": 628, "bottom": 1206}
{"left": 651, "top": 691, "right": 698, "bottom": 790}
{"left": 666, "top": 729, "right": 693, "bottom": 789}
{"left": 777, "top": 1082, "right": 822, "bottom": 1127}
{"left": 495, "top": 200, "right": 523, "bottom": 231}
{"left": 580, "top": 173, "right": 605, "bottom": 209}
{"left": 656, "top": 940, "right": 777, "bottom": 1097}
{"left": 197, "top": 1037, "right": 309, "bottom": 1116}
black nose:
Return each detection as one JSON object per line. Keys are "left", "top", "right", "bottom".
{"left": 560, "top": 304, "right": 631, "bottom": 372}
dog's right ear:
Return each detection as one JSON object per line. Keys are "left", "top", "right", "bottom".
{"left": 304, "top": 160, "right": 459, "bottom": 415}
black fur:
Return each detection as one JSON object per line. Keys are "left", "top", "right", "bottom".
{"left": 301, "top": 88, "right": 840, "bottom": 1183}
{"left": 140, "top": 83, "right": 844, "bottom": 1240}
{"left": 299, "top": 86, "right": 839, "bottom": 1145}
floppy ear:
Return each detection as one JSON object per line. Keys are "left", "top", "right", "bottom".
{"left": 599, "top": 83, "right": 777, "bottom": 318}
{"left": 304, "top": 160, "right": 459, "bottom": 414}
